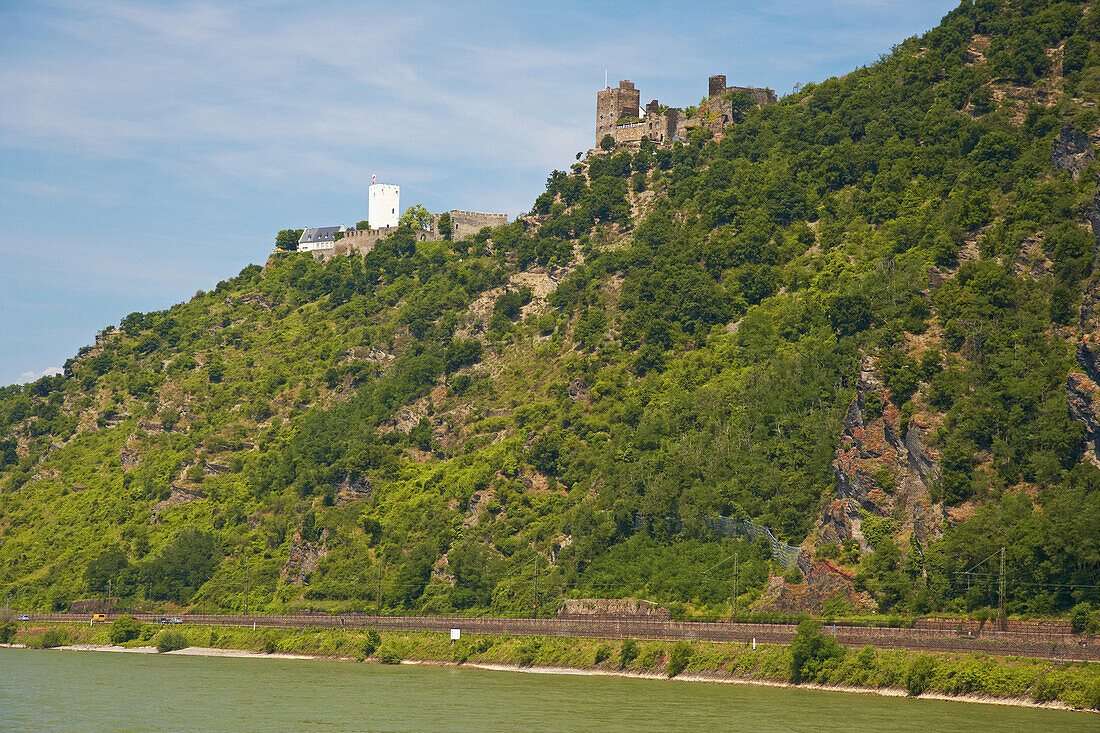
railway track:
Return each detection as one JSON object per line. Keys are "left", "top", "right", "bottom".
{"left": 21, "top": 612, "right": 1100, "bottom": 662}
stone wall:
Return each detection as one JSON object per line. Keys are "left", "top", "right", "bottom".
{"left": 307, "top": 210, "right": 507, "bottom": 262}
{"left": 557, "top": 598, "right": 670, "bottom": 619}
{"left": 610, "top": 121, "right": 649, "bottom": 145}
{"left": 449, "top": 209, "right": 508, "bottom": 240}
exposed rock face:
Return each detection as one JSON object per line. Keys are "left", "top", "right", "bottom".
{"left": 1052, "top": 124, "right": 1094, "bottom": 180}
{"left": 752, "top": 562, "right": 874, "bottom": 614}
{"left": 335, "top": 478, "right": 372, "bottom": 506}
{"left": 567, "top": 378, "right": 589, "bottom": 401}
{"left": 816, "top": 356, "right": 943, "bottom": 550}
{"left": 1068, "top": 341, "right": 1100, "bottom": 467}
{"left": 281, "top": 530, "right": 328, "bottom": 585}
{"left": 1080, "top": 278, "right": 1100, "bottom": 333}
{"left": 1086, "top": 197, "right": 1100, "bottom": 260}
{"left": 151, "top": 484, "right": 206, "bottom": 522}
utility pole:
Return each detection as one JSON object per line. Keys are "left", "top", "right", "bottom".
{"left": 998, "top": 547, "right": 1006, "bottom": 628}
{"left": 733, "top": 551, "right": 739, "bottom": 617}
{"left": 533, "top": 555, "right": 539, "bottom": 620}
{"left": 377, "top": 563, "right": 383, "bottom": 617}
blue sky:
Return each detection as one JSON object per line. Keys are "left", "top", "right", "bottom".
{"left": 0, "top": 0, "right": 958, "bottom": 385}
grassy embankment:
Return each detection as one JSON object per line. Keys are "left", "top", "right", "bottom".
{"left": 9, "top": 622, "right": 1100, "bottom": 711}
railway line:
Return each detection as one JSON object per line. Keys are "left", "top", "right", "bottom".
{"left": 22, "top": 612, "right": 1100, "bottom": 662}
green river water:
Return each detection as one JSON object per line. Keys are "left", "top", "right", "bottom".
{"left": 0, "top": 647, "right": 1095, "bottom": 732}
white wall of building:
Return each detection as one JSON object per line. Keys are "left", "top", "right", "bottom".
{"left": 369, "top": 184, "right": 400, "bottom": 229}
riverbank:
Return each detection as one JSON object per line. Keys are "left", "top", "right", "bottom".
{"left": 8, "top": 622, "right": 1100, "bottom": 712}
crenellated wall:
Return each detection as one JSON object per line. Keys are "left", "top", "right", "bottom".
{"left": 448, "top": 210, "right": 509, "bottom": 240}
{"left": 307, "top": 210, "right": 508, "bottom": 262}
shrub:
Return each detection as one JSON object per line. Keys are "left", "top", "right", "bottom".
{"left": 262, "top": 632, "right": 278, "bottom": 654}
{"left": 516, "top": 639, "right": 541, "bottom": 667}
{"left": 666, "top": 641, "right": 693, "bottom": 677}
{"left": 1031, "top": 673, "right": 1064, "bottom": 703}
{"left": 637, "top": 644, "right": 663, "bottom": 670}
{"left": 377, "top": 642, "right": 403, "bottom": 664}
{"left": 30, "top": 627, "right": 71, "bottom": 649}
{"left": 593, "top": 644, "right": 611, "bottom": 665}
{"left": 156, "top": 629, "right": 189, "bottom": 653}
{"left": 1085, "top": 678, "right": 1100, "bottom": 711}
{"left": 789, "top": 620, "right": 845, "bottom": 683}
{"left": 862, "top": 393, "right": 885, "bottom": 422}
{"left": 0, "top": 616, "right": 17, "bottom": 644}
{"left": 905, "top": 654, "right": 937, "bottom": 696}
{"left": 619, "top": 639, "right": 639, "bottom": 668}
{"left": 108, "top": 616, "right": 146, "bottom": 644}
{"left": 362, "top": 628, "right": 382, "bottom": 657}
{"left": 1070, "top": 602, "right": 1092, "bottom": 634}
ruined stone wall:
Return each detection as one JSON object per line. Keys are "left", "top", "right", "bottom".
{"left": 449, "top": 209, "right": 508, "bottom": 240}
{"left": 726, "top": 85, "right": 778, "bottom": 106}
{"left": 597, "top": 76, "right": 775, "bottom": 149}
{"left": 673, "top": 81, "right": 778, "bottom": 140}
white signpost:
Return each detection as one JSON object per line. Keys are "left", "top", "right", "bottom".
{"left": 450, "top": 628, "right": 461, "bottom": 642}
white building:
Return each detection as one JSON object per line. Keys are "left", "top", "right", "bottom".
{"left": 369, "top": 183, "right": 400, "bottom": 229}
{"left": 297, "top": 226, "right": 346, "bottom": 252}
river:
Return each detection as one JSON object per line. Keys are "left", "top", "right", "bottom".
{"left": 0, "top": 647, "right": 1094, "bottom": 731}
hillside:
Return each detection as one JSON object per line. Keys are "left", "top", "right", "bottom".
{"left": 2, "top": 0, "right": 1099, "bottom": 623}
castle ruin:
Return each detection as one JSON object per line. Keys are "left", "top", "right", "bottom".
{"left": 596, "top": 74, "right": 776, "bottom": 147}
{"left": 304, "top": 209, "right": 509, "bottom": 262}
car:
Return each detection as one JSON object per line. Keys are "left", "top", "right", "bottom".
{"left": 17, "top": 614, "right": 29, "bottom": 621}
{"left": 157, "top": 617, "right": 170, "bottom": 624}
{"left": 170, "top": 617, "right": 183, "bottom": 624}
{"left": 91, "top": 613, "right": 107, "bottom": 622}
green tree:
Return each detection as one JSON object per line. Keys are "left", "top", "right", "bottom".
{"left": 84, "top": 545, "right": 130, "bottom": 594}
{"left": 789, "top": 620, "right": 846, "bottom": 683}
{"left": 140, "top": 528, "right": 219, "bottom": 603}
{"left": 399, "top": 204, "right": 432, "bottom": 231}
{"left": 666, "top": 641, "right": 694, "bottom": 677}
{"left": 619, "top": 638, "right": 639, "bottom": 668}
{"left": 108, "top": 615, "right": 146, "bottom": 644}
{"left": 275, "top": 229, "right": 304, "bottom": 252}
{"left": 0, "top": 614, "right": 16, "bottom": 644}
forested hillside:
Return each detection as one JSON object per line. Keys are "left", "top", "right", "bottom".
{"left": 2, "top": 0, "right": 1099, "bottom": 624}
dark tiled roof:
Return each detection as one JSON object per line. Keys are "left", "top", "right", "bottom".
{"left": 298, "top": 226, "right": 343, "bottom": 244}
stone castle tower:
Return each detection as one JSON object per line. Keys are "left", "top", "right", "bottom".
{"left": 595, "top": 80, "right": 640, "bottom": 141}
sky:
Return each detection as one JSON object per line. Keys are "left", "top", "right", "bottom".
{"left": 0, "top": 0, "right": 959, "bottom": 386}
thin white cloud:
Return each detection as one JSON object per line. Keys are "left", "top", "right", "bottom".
{"left": 17, "top": 366, "right": 63, "bottom": 384}
{"left": 0, "top": 0, "right": 959, "bottom": 384}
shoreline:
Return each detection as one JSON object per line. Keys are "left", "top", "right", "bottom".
{"left": 5, "top": 642, "right": 1092, "bottom": 714}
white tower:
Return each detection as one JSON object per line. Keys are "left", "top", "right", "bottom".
{"left": 369, "top": 183, "right": 400, "bottom": 229}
